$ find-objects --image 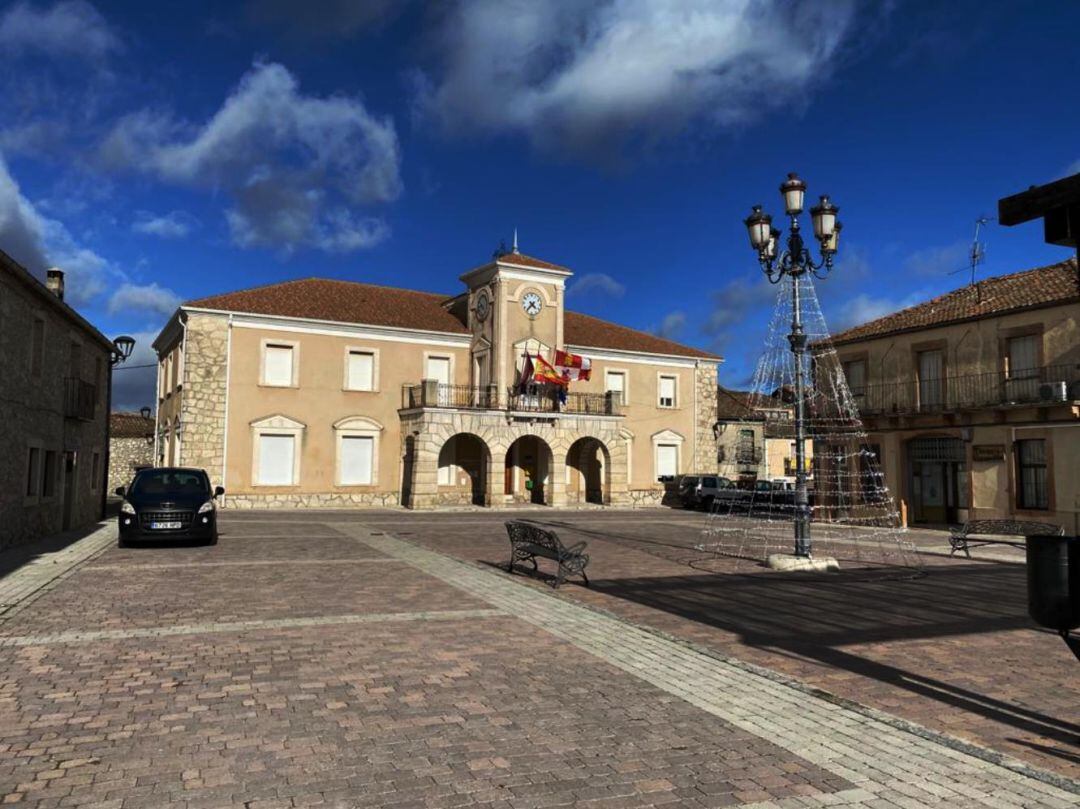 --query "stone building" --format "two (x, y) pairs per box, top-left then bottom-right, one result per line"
(0, 251), (112, 549)
(152, 248), (721, 508)
(830, 257), (1080, 529)
(714, 387), (809, 485)
(108, 412), (155, 492)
